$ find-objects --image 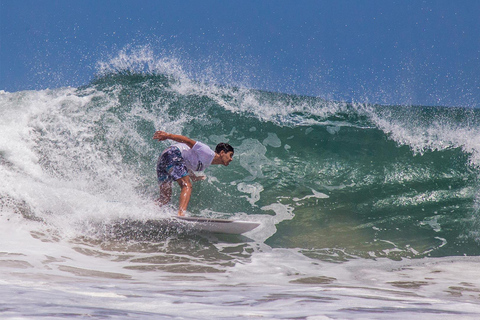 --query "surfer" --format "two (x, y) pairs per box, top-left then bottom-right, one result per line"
(153, 130), (234, 216)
